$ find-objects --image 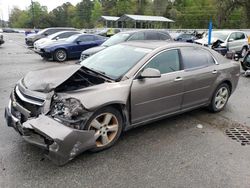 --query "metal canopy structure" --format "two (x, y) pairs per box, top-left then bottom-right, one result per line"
(117, 14), (174, 29)
(98, 16), (120, 28)
(99, 16), (120, 22)
(98, 14), (175, 29)
(117, 14), (174, 23)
